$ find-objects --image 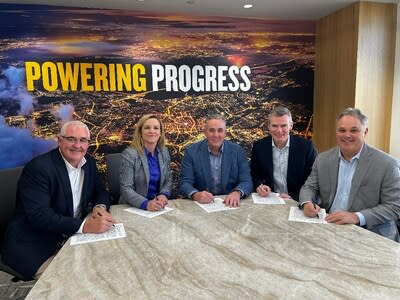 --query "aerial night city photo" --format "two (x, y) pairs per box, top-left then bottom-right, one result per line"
(0, 4), (315, 192)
